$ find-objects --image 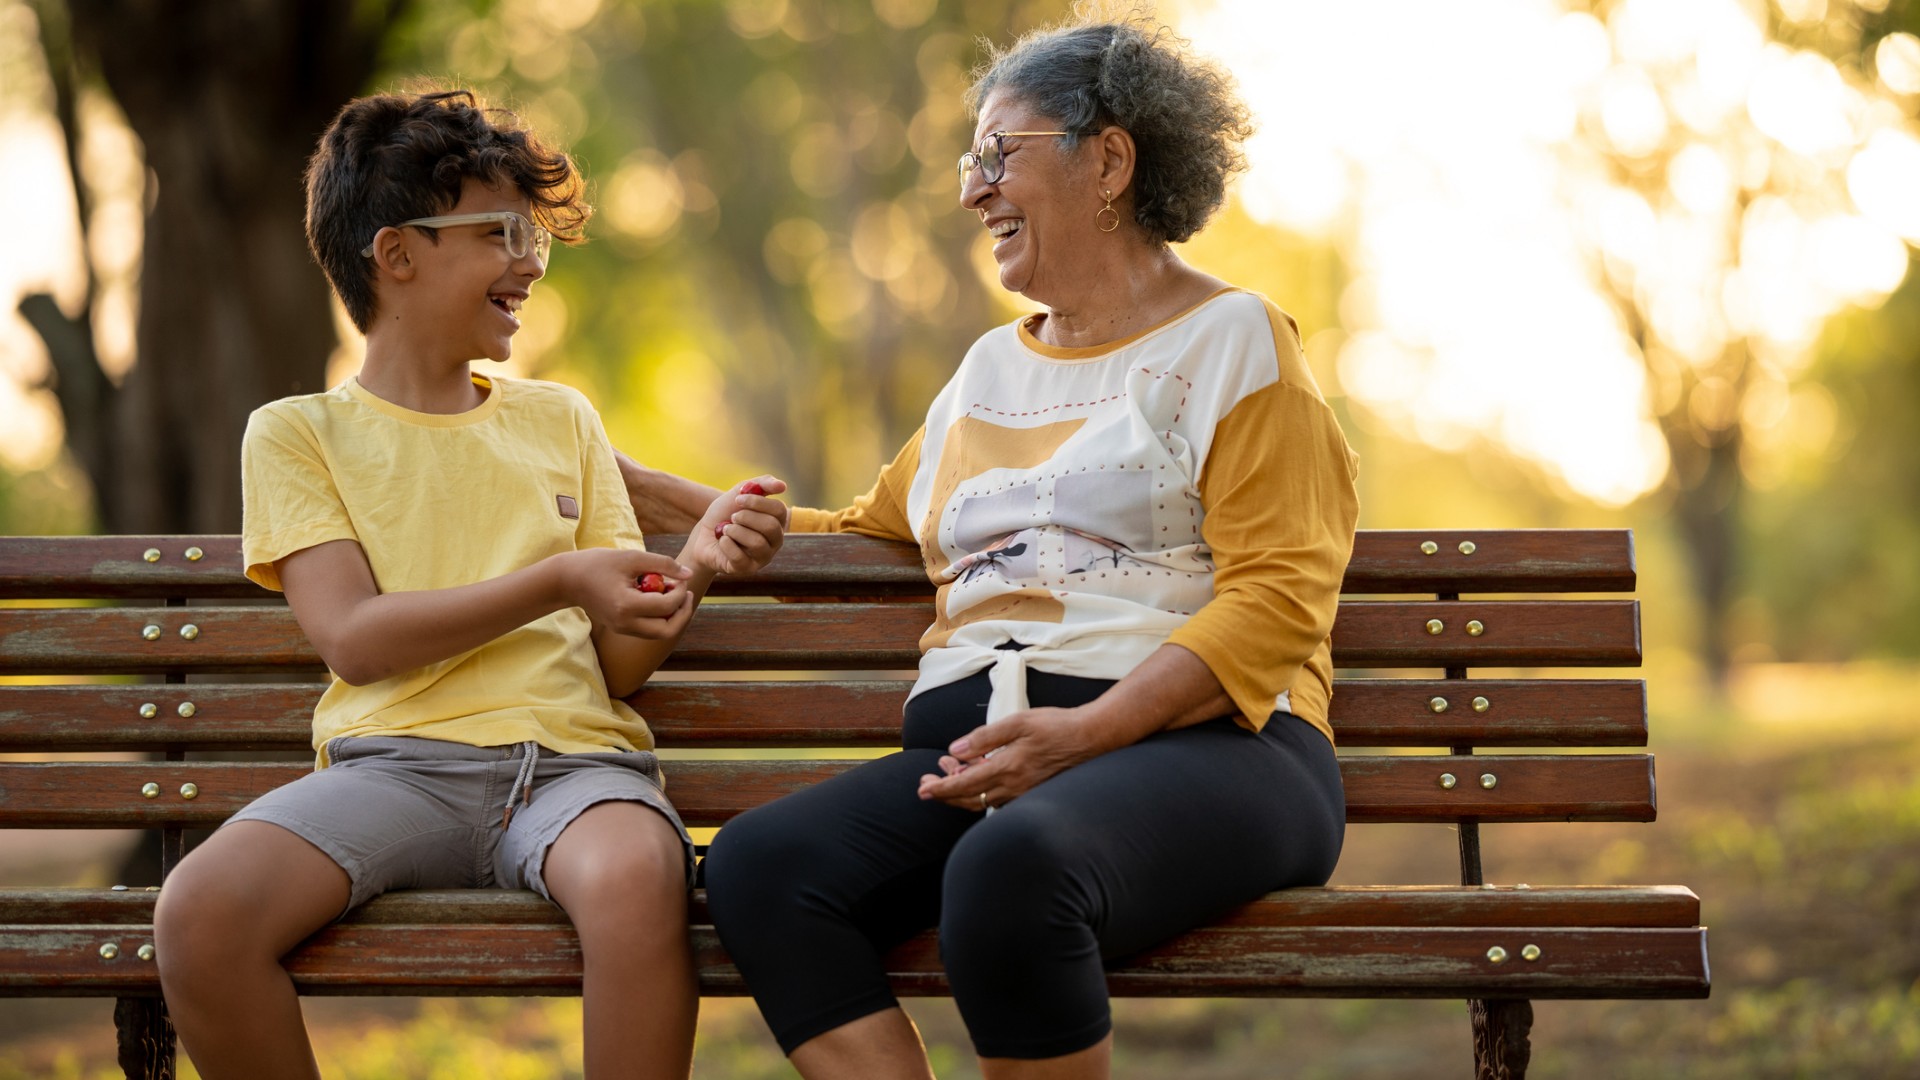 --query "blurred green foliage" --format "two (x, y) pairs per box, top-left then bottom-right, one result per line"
(198, 0), (1920, 665)
(371, 0), (1076, 505)
(2, 0), (1917, 665)
(1742, 265), (1920, 661)
(4, 4), (1920, 1076)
